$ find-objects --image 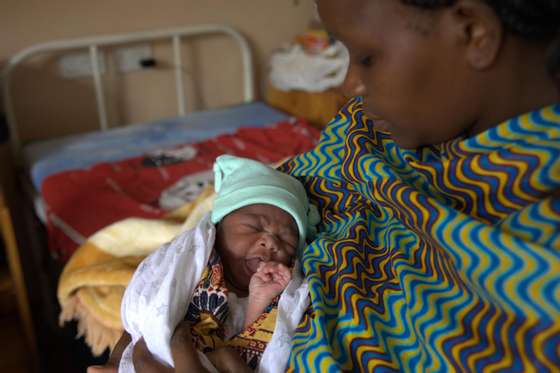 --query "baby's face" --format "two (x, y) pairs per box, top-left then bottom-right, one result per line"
(215, 204), (298, 294)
